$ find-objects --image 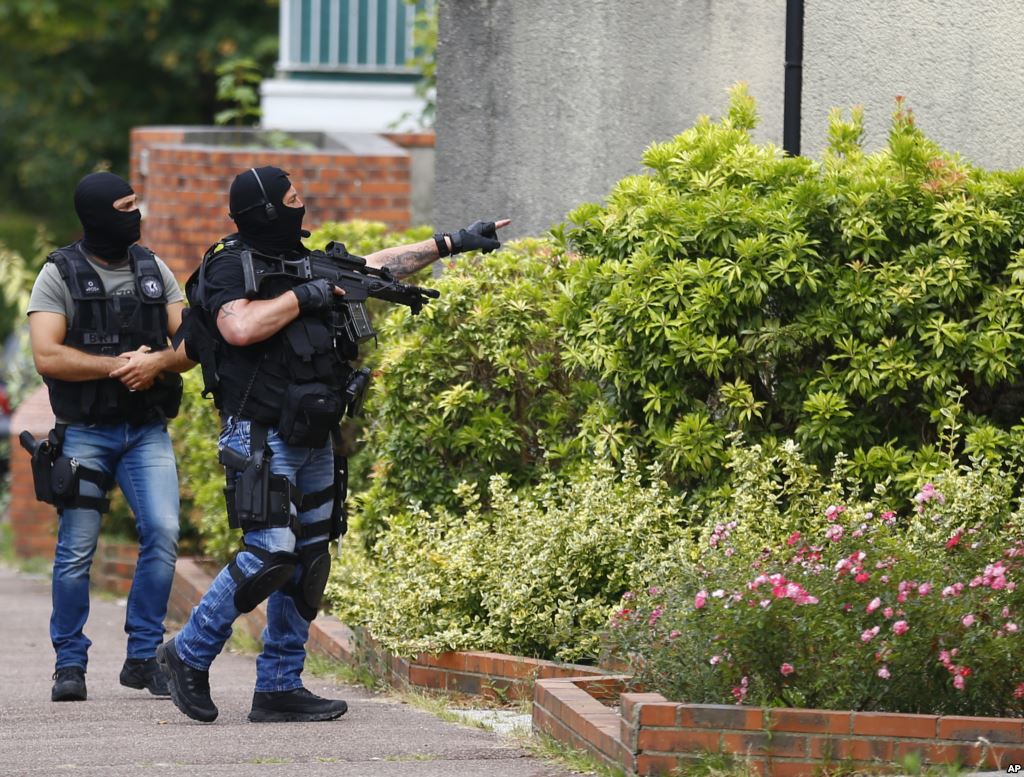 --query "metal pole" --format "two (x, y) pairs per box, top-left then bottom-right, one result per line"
(783, 0), (804, 156)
